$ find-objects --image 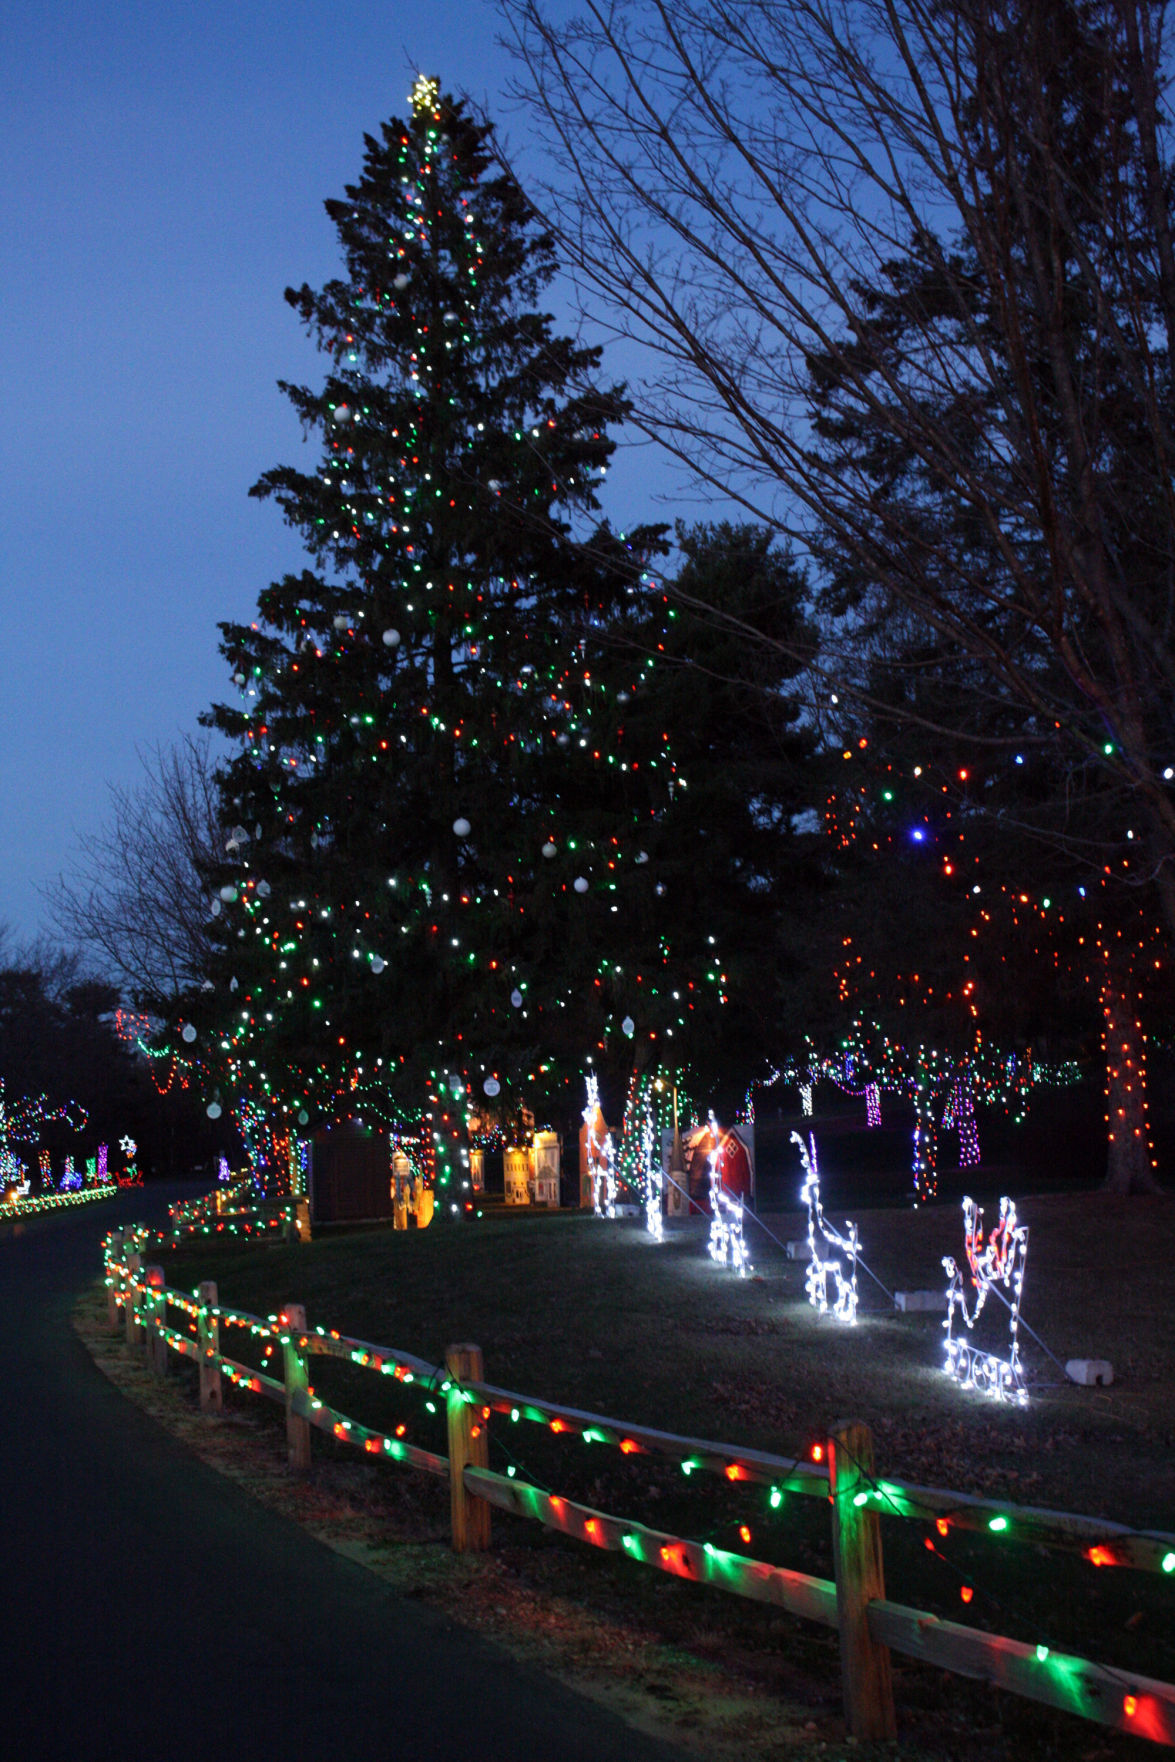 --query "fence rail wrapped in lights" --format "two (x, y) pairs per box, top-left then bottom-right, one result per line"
(101, 1215), (1175, 1746)
(2, 1183), (118, 1216)
(140, 1178), (309, 1245)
